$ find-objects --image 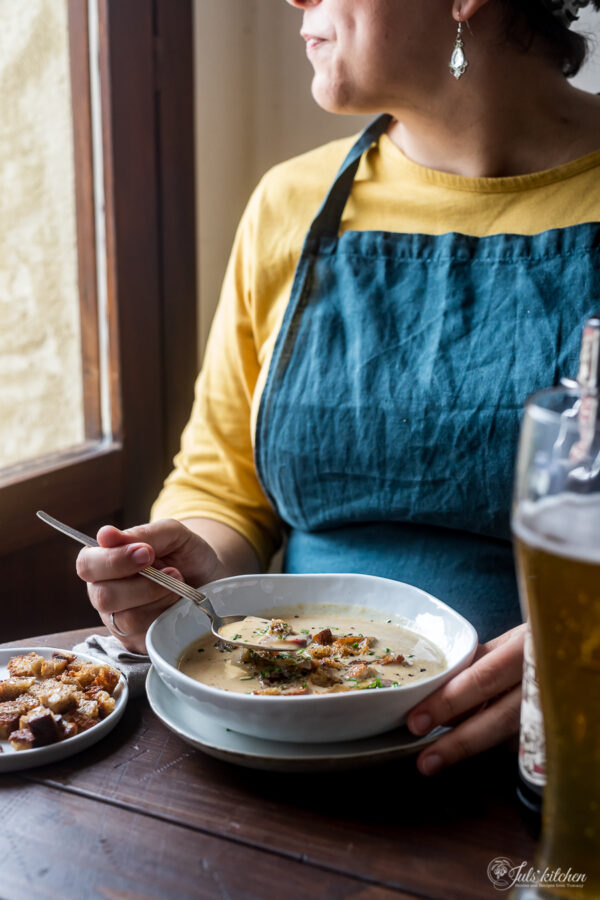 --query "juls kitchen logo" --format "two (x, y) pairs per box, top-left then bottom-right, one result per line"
(487, 857), (587, 891)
